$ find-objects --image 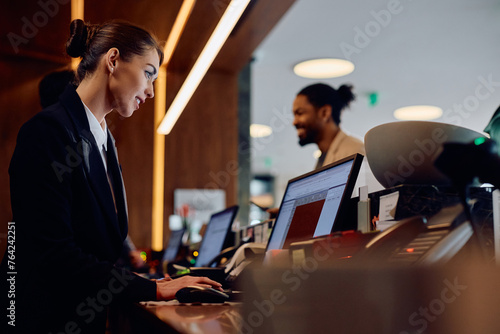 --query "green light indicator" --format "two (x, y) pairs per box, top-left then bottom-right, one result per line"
(368, 92), (378, 107)
(474, 137), (486, 146)
(190, 259), (196, 265)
